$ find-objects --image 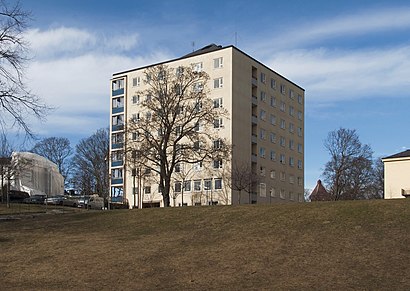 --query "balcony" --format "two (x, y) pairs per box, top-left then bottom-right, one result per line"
(112, 88), (124, 96)
(251, 115), (258, 125)
(251, 134), (257, 144)
(112, 142), (123, 149)
(252, 77), (258, 87)
(112, 124), (124, 132)
(111, 178), (123, 185)
(112, 106), (124, 114)
(251, 153), (257, 163)
(252, 95), (258, 106)
(111, 160), (123, 167)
